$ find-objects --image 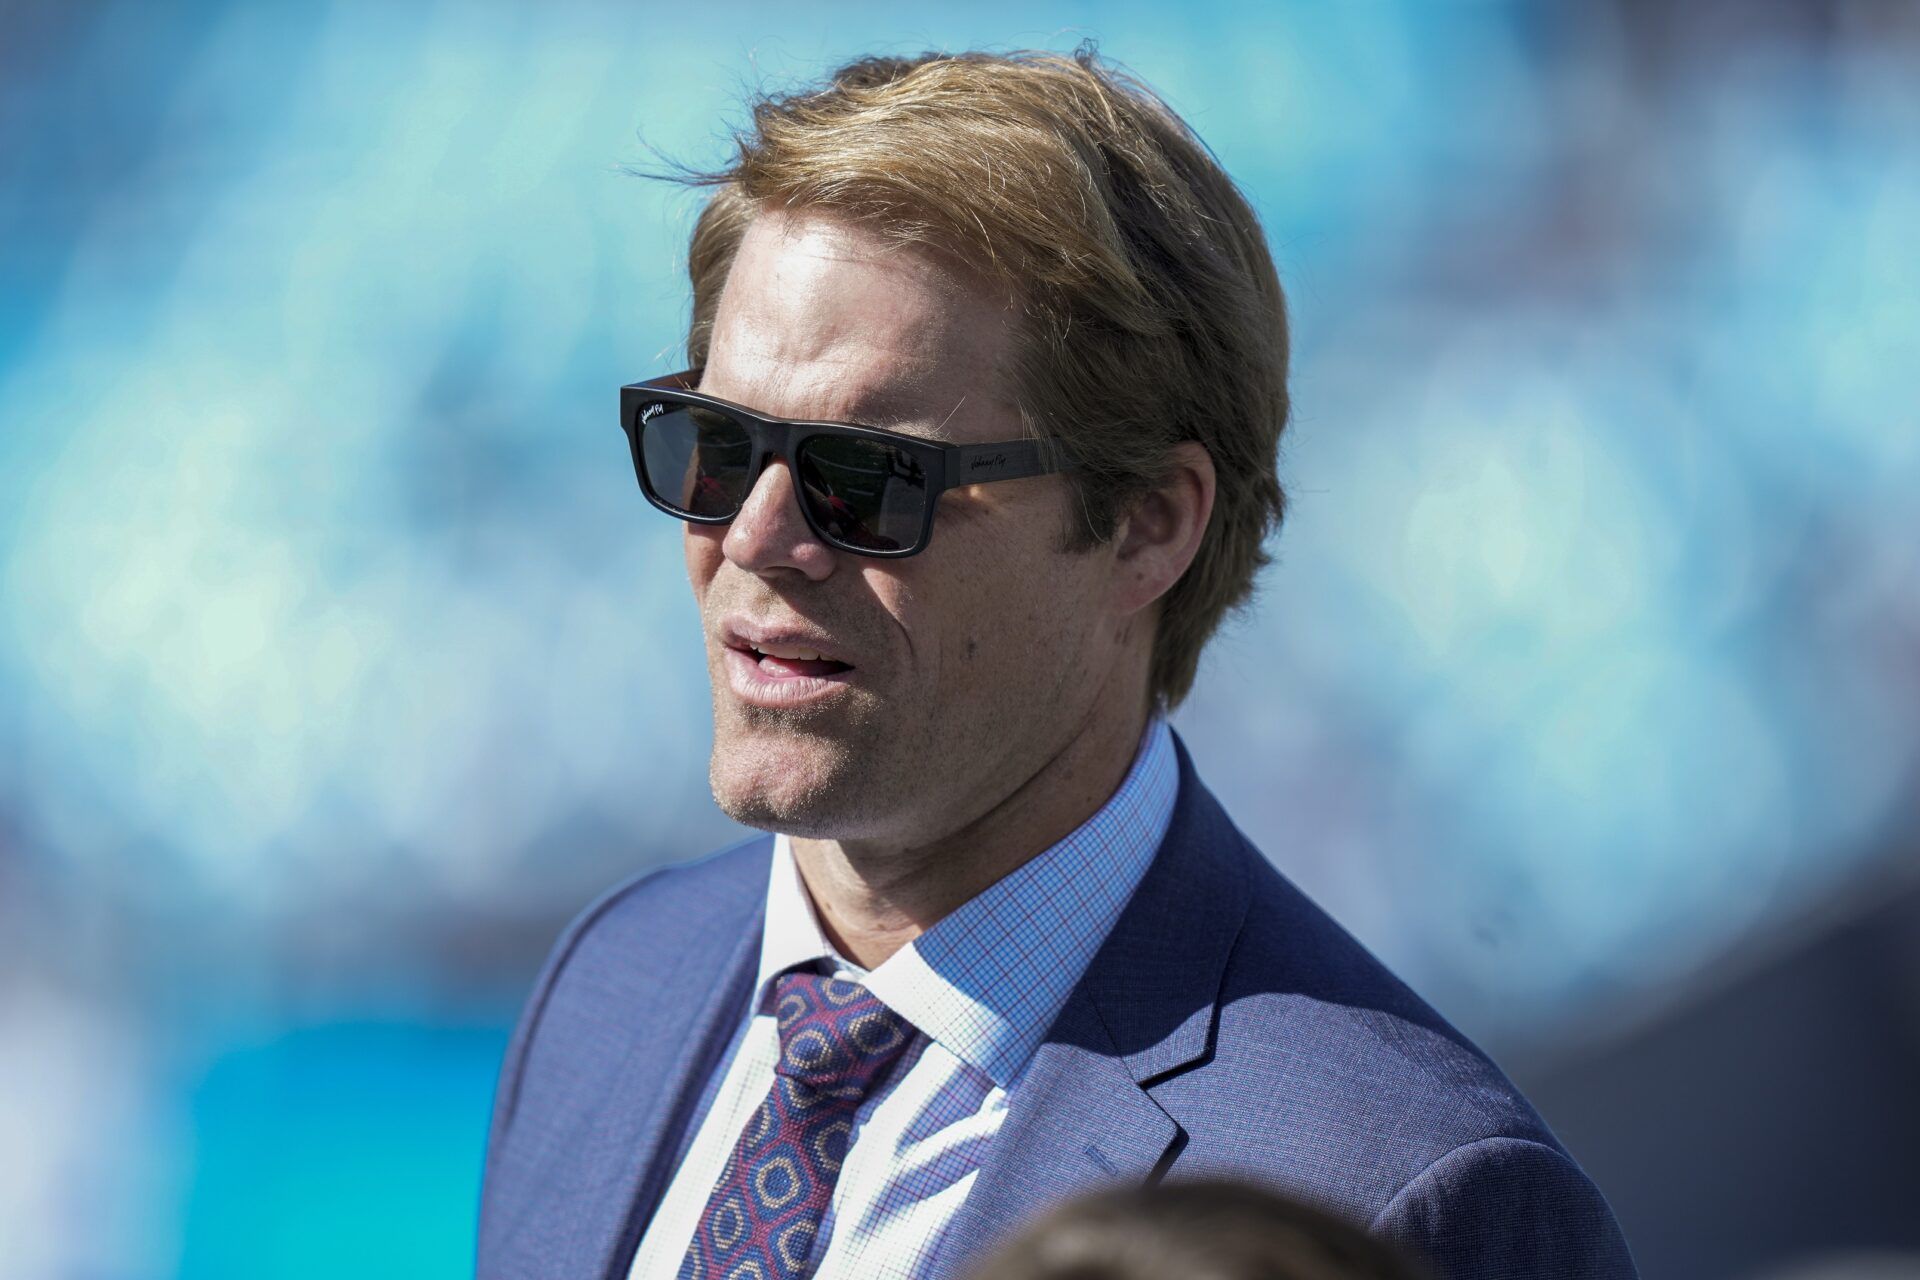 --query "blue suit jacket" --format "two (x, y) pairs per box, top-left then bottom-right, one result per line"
(478, 737), (1637, 1279)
